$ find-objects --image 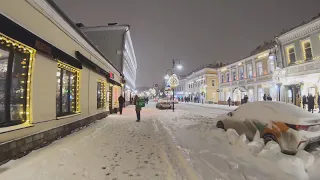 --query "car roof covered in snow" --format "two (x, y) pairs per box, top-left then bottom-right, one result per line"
(236, 101), (320, 125)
